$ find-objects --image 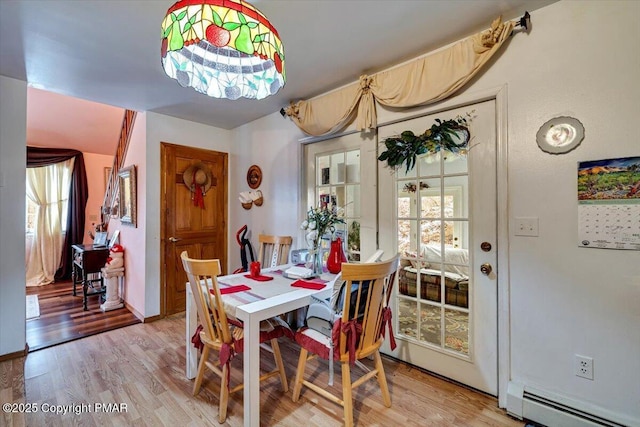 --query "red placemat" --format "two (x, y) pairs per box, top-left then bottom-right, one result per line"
(213, 285), (252, 295)
(243, 274), (274, 281)
(291, 280), (326, 290)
